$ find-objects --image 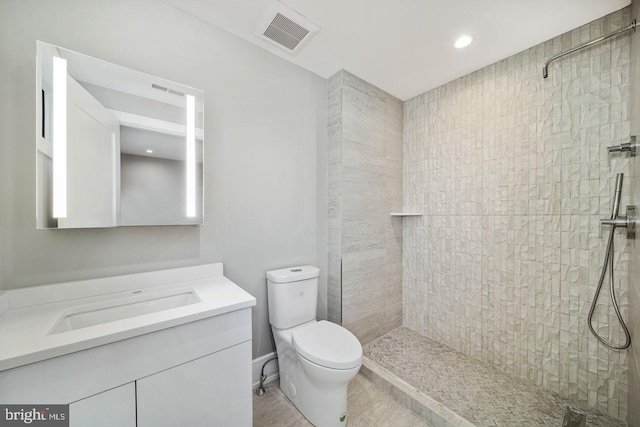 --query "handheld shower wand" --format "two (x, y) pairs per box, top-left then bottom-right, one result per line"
(611, 173), (623, 218)
(588, 173), (631, 350)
